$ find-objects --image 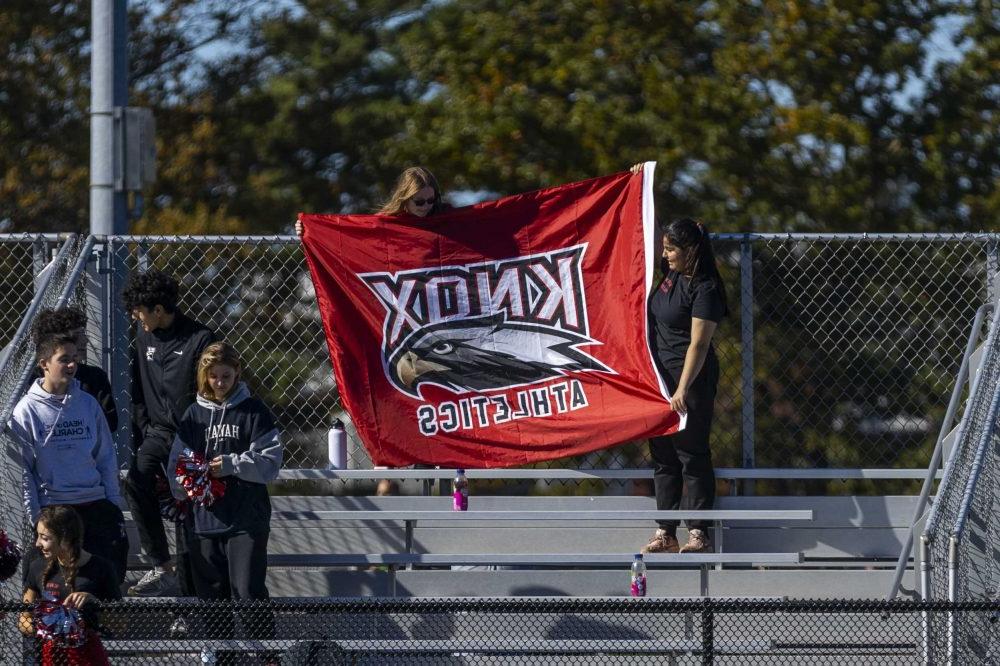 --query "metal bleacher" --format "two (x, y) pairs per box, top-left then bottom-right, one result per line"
(4, 234), (1000, 663)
